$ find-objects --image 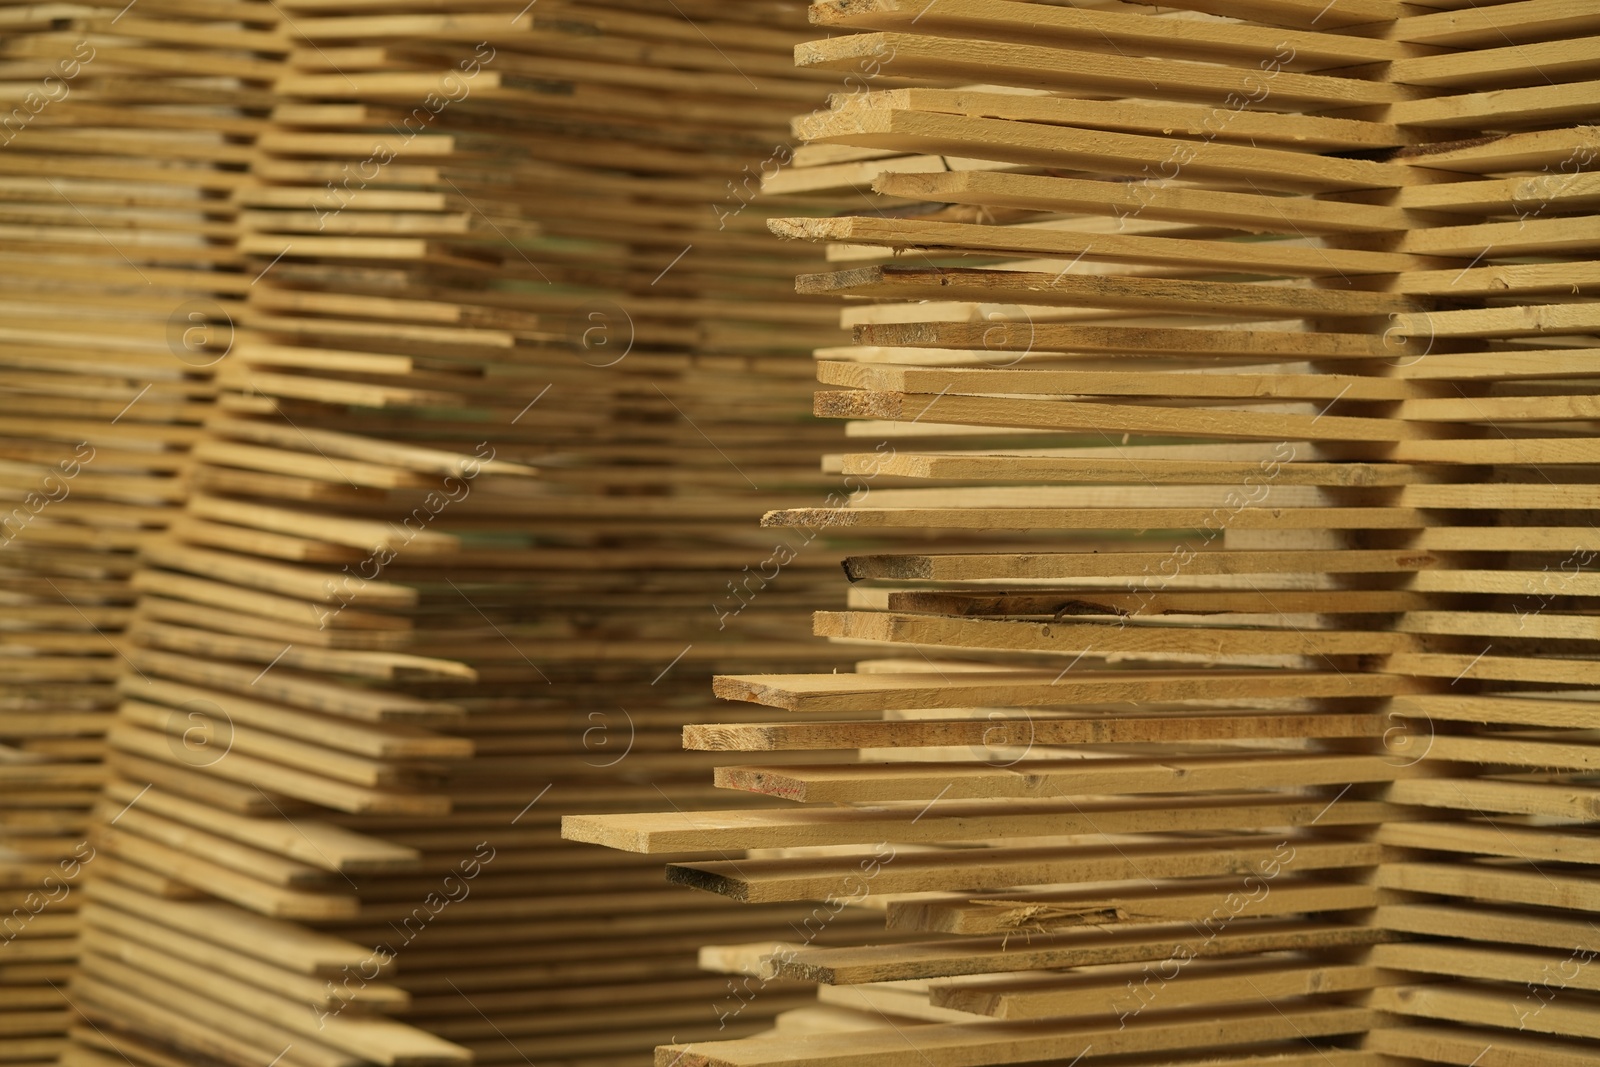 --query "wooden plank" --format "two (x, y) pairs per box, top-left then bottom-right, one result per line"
(895, 877), (1383, 936)
(1391, 1), (1600, 47)
(669, 836), (1381, 903)
(657, 1004), (1377, 1067)
(1371, 982), (1600, 1041)
(684, 710), (1386, 751)
(807, 3), (1406, 66)
(1378, 902), (1600, 952)
(816, 389), (1416, 440)
(1368, 1022), (1600, 1067)
(768, 918), (1391, 984)
(817, 361), (1429, 400)
(844, 315), (1433, 359)
(712, 669), (1414, 712)
(791, 109), (1411, 193)
(939, 958), (1391, 1020)
(714, 753), (1410, 803)
(813, 609), (1411, 657)
(773, 215), (1429, 277)
(564, 796), (1394, 853)
(794, 33), (1405, 107)
(1378, 861), (1600, 912)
